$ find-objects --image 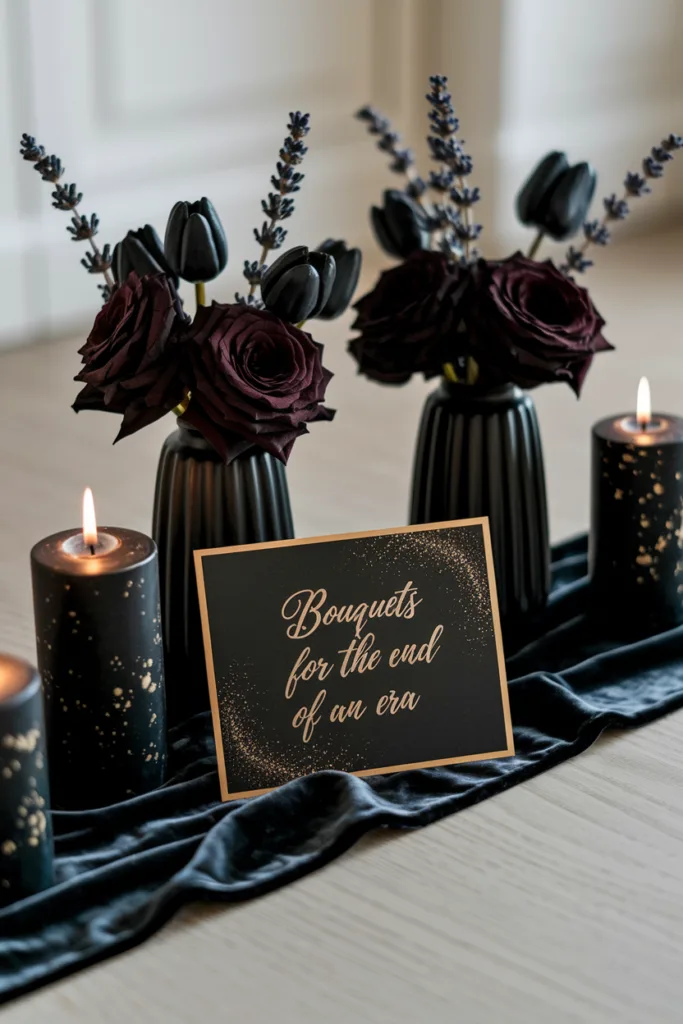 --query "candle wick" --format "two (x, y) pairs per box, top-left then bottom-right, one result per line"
(89, 544), (96, 556)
